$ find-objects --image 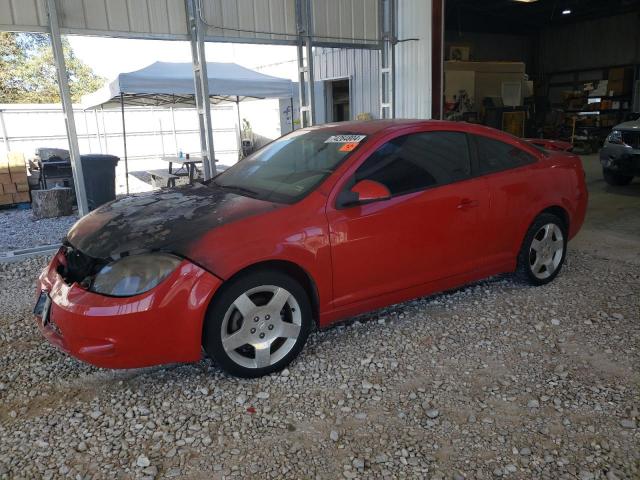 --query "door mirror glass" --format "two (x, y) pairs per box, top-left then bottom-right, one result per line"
(338, 179), (391, 207)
